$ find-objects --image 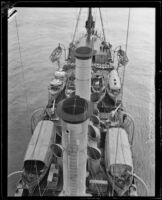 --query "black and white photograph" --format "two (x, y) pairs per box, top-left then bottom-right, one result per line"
(6, 6), (156, 197)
